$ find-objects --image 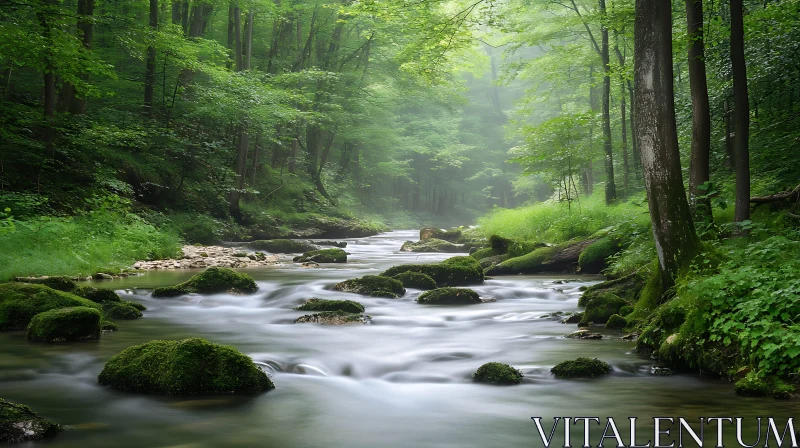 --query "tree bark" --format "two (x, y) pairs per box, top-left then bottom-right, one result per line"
(686, 0), (712, 221)
(245, 11), (254, 70)
(144, 0), (158, 117)
(38, 0), (57, 157)
(233, 7), (243, 72)
(730, 0), (750, 225)
(599, 0), (616, 204)
(620, 80), (629, 197)
(634, 0), (700, 289)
